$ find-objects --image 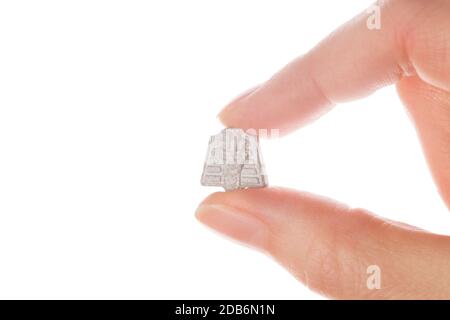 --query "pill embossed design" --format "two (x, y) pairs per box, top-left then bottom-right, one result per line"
(201, 128), (268, 191)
